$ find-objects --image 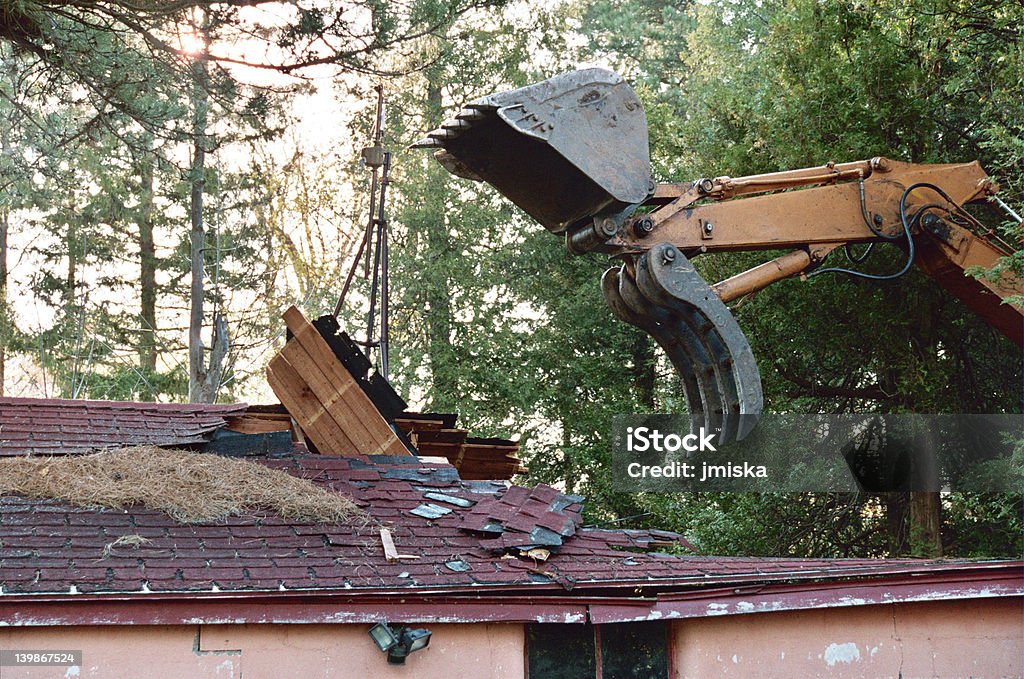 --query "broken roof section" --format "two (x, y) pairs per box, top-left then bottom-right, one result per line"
(0, 307), (526, 480)
(0, 451), (683, 595)
(263, 305), (526, 479)
(0, 398), (247, 456)
(1, 305), (1018, 627)
(1, 448), (1019, 629)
